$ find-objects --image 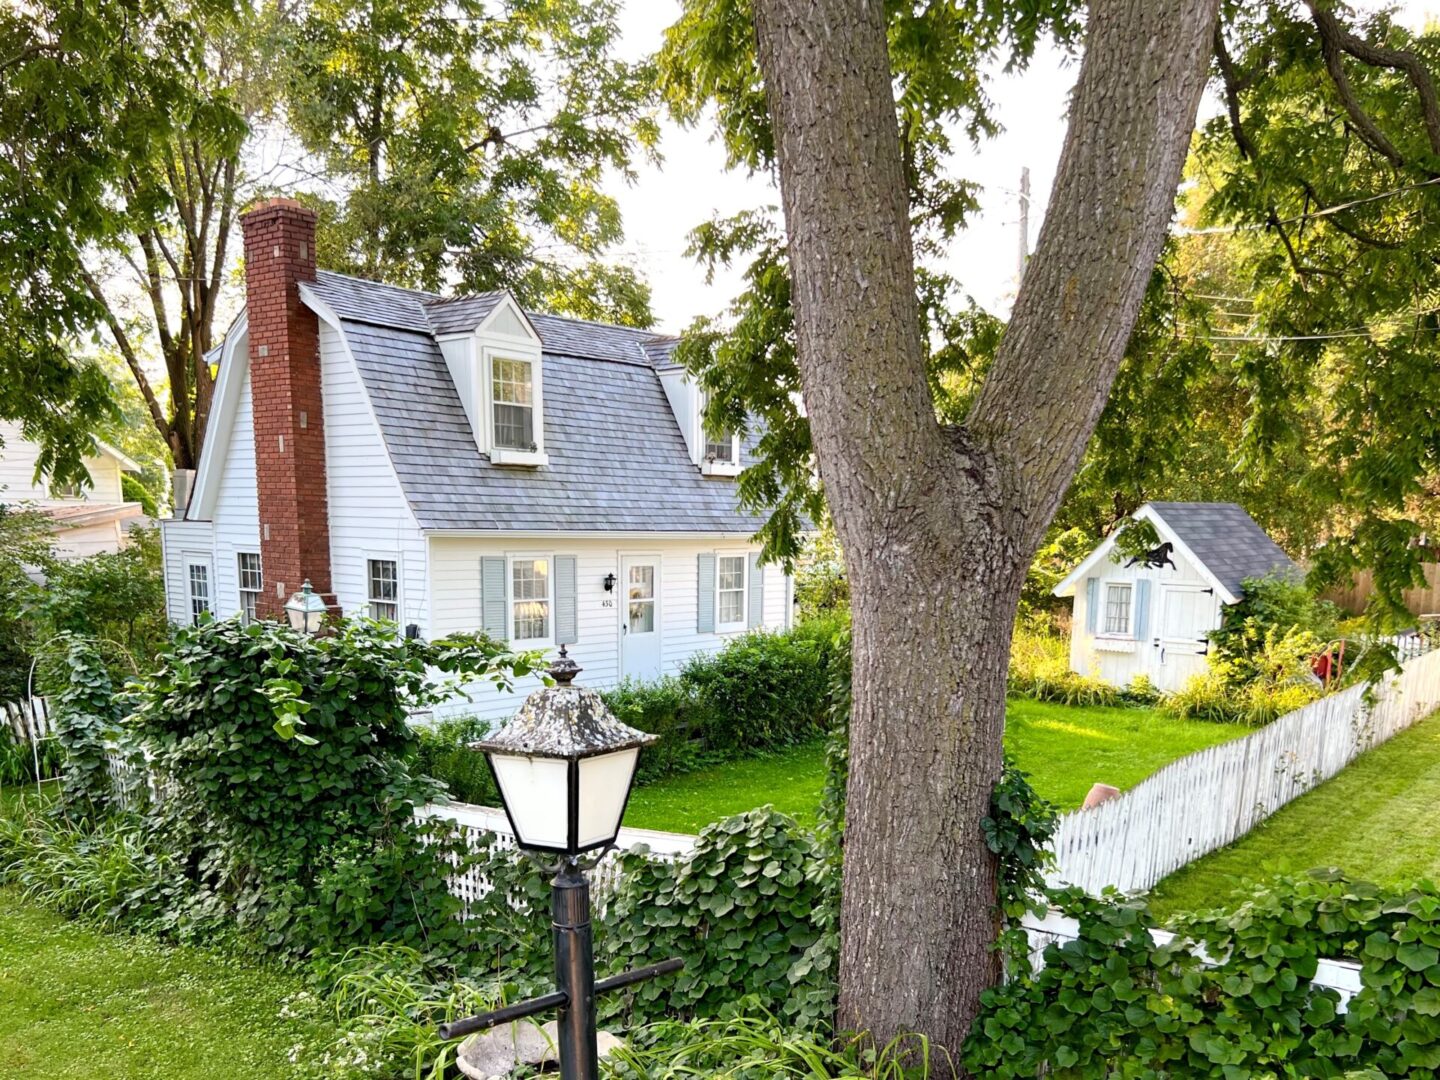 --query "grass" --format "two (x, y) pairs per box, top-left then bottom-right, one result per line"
(0, 889), (330, 1079)
(622, 697), (1245, 834)
(1148, 711), (1440, 920)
